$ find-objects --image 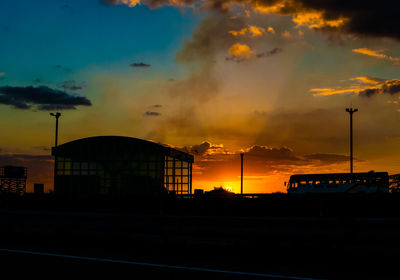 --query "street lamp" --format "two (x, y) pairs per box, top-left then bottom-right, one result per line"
(50, 112), (61, 194)
(50, 112), (61, 147)
(346, 107), (358, 173)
